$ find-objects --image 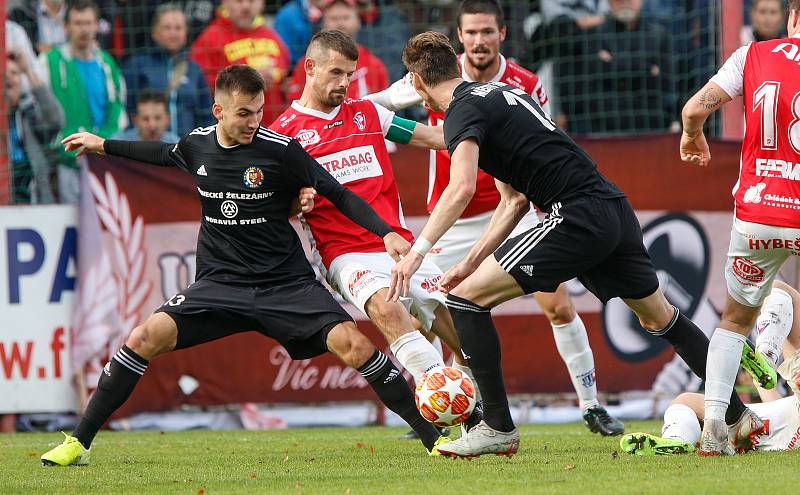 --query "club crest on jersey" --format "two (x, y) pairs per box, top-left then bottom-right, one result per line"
(243, 167), (264, 189)
(353, 112), (366, 131)
(296, 129), (320, 146)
